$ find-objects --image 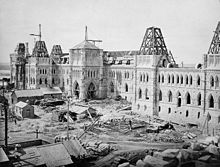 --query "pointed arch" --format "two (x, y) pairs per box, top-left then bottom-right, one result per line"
(208, 94), (214, 108)
(93, 71), (96, 78)
(210, 76), (214, 87)
(39, 78), (42, 84)
(185, 75), (188, 85)
(145, 88), (149, 100)
(125, 83), (128, 92)
(140, 74), (142, 82)
(197, 93), (201, 106)
(216, 76), (219, 88)
(161, 74), (164, 83)
(180, 75), (183, 84)
(197, 75), (201, 86)
(186, 92), (191, 104)
(168, 74), (170, 83)
(189, 75), (193, 85)
(168, 90), (172, 102)
(138, 88), (142, 99)
(176, 75), (179, 84)
(171, 74), (174, 83)
(87, 82), (96, 99)
(73, 81), (80, 99)
(186, 110), (189, 117)
(146, 73), (149, 82)
(88, 70), (90, 77)
(177, 91), (181, 107)
(159, 90), (162, 101)
(158, 74), (161, 83)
